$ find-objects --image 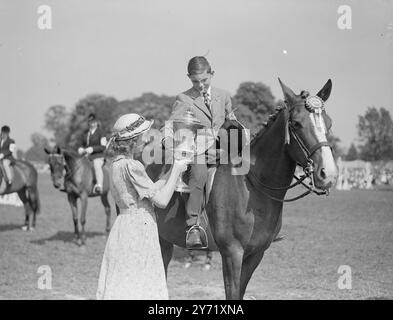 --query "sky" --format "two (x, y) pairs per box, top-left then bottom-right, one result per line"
(0, 0), (392, 151)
